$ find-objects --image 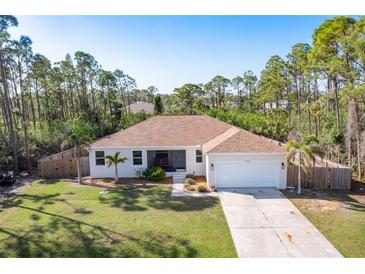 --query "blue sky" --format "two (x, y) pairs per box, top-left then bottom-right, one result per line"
(9, 16), (334, 93)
